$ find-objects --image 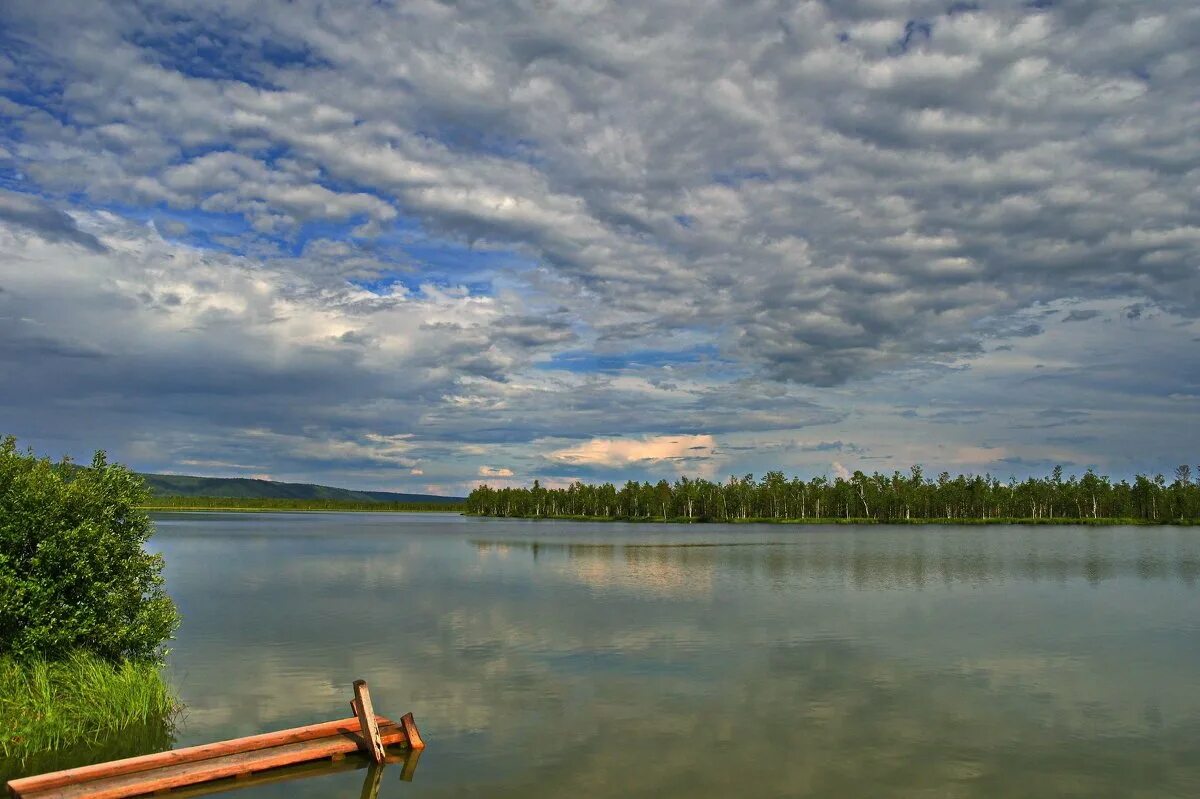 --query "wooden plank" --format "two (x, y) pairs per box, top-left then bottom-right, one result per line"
(150, 756), (367, 799)
(399, 712), (425, 751)
(20, 723), (408, 799)
(8, 717), (377, 796)
(153, 745), (413, 799)
(352, 681), (386, 764)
